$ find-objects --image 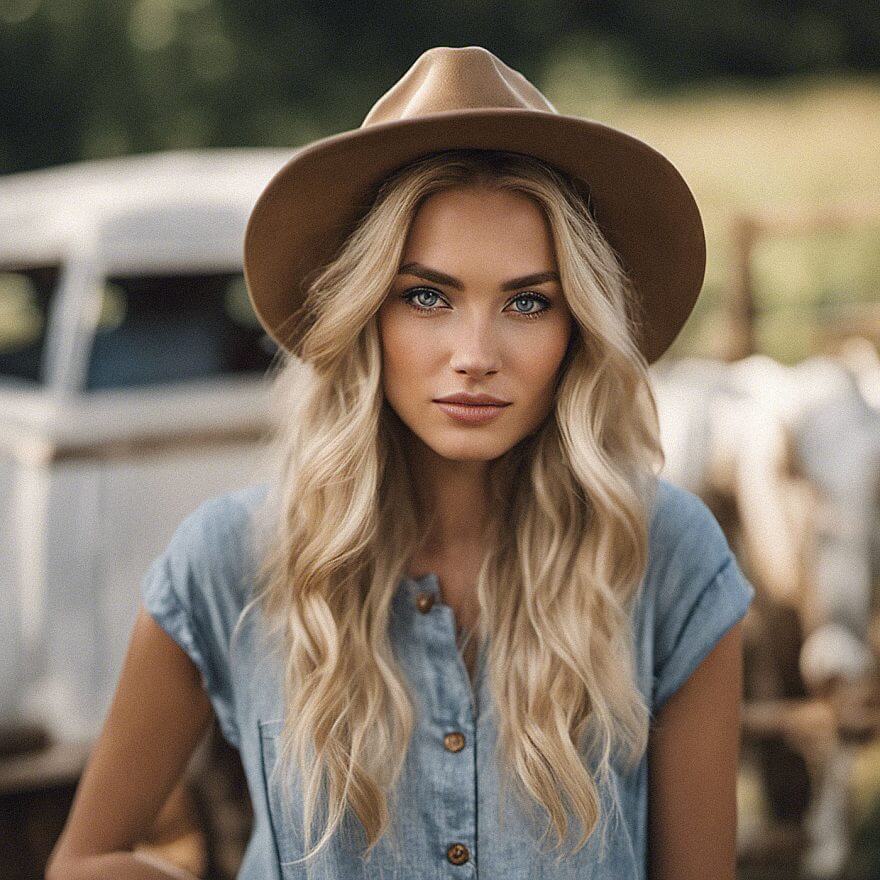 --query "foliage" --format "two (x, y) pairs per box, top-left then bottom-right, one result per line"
(1, 1), (880, 172)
